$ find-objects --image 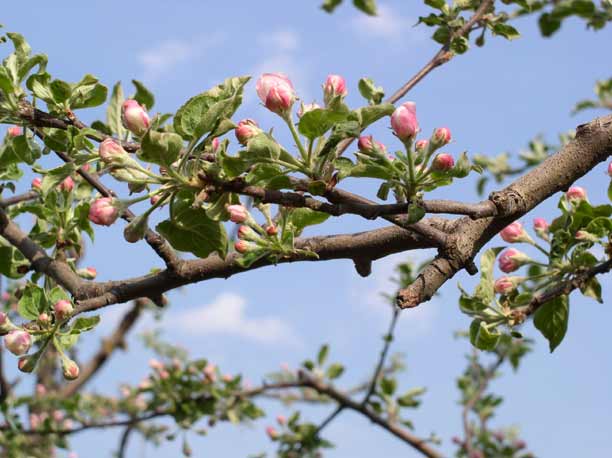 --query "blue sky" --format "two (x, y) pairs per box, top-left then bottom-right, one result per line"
(3, 1), (612, 457)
